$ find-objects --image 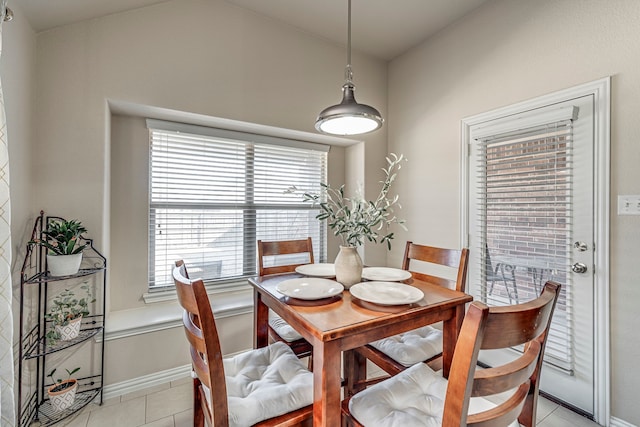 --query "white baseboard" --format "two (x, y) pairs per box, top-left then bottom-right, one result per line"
(102, 364), (192, 401)
(101, 349), (249, 401)
(610, 417), (638, 427)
